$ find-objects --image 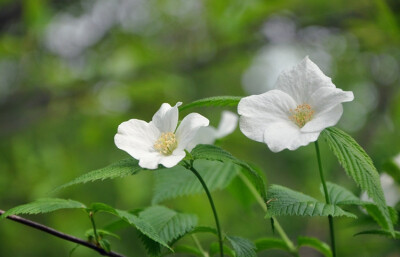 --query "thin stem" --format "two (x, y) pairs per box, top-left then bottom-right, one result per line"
(191, 234), (209, 257)
(314, 141), (336, 257)
(238, 172), (298, 255)
(89, 212), (100, 245)
(187, 161), (224, 257)
(0, 210), (125, 257)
